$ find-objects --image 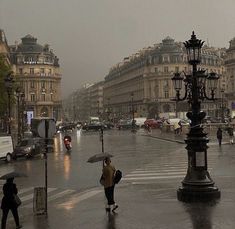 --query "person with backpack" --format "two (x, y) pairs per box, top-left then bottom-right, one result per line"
(102, 157), (118, 213)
